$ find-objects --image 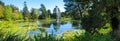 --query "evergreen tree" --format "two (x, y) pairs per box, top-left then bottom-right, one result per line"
(39, 4), (48, 19)
(47, 9), (51, 19)
(22, 1), (31, 20)
(0, 0), (4, 6)
(64, 0), (82, 20)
